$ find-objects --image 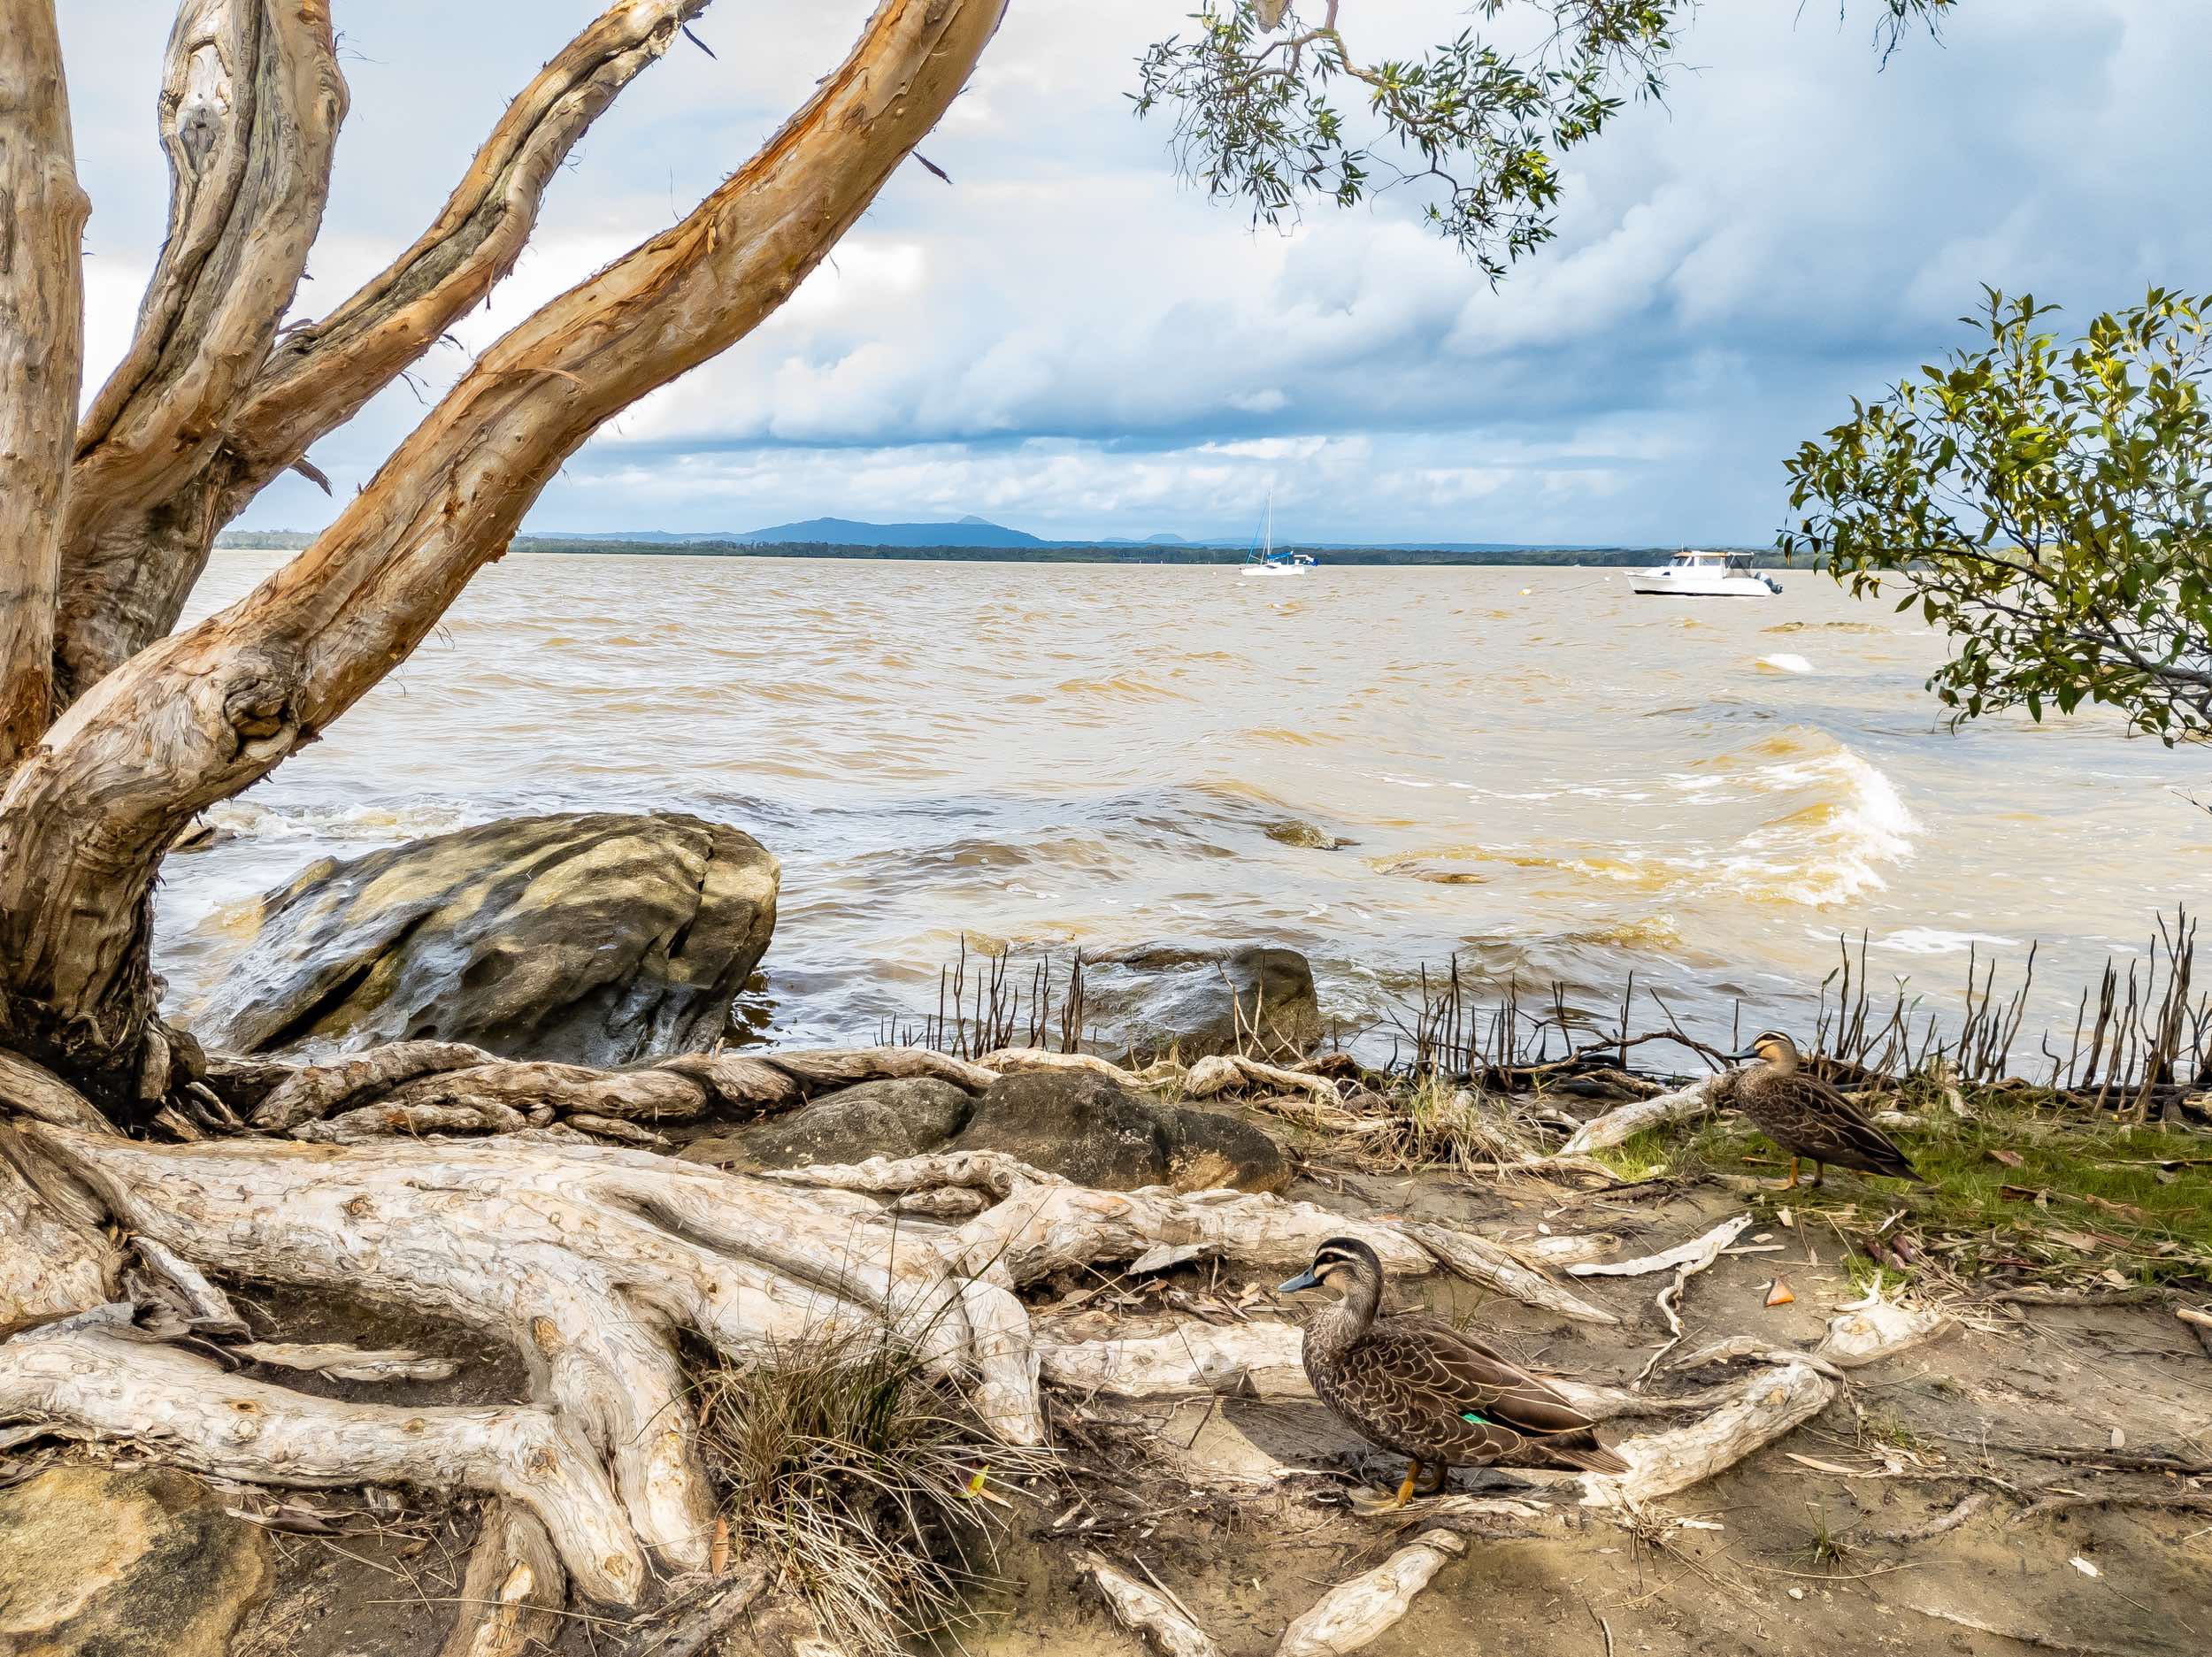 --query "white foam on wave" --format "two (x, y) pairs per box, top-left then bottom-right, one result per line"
(204, 800), (480, 842)
(1716, 742), (1920, 907)
(1756, 653), (1815, 674)
(1875, 926), (2023, 956)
